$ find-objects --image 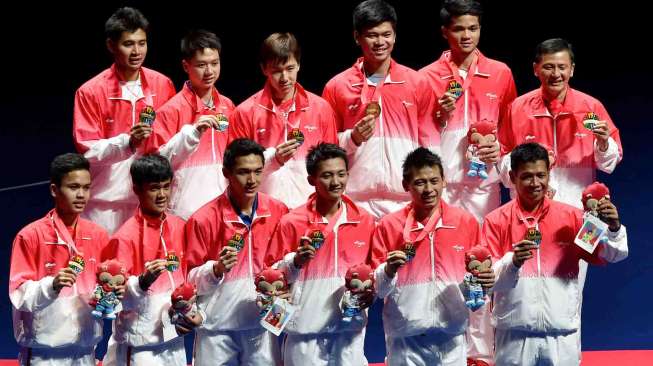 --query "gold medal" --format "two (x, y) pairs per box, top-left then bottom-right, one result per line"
(403, 242), (416, 261)
(365, 101), (381, 117)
